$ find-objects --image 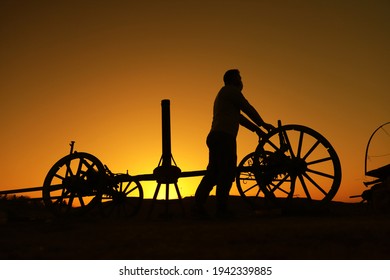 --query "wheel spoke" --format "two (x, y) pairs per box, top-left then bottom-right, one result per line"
(290, 175), (297, 198)
(303, 172), (328, 196)
(269, 174), (291, 195)
(78, 194), (86, 207)
(254, 186), (262, 197)
(80, 159), (97, 179)
(239, 174), (256, 182)
(307, 157), (332, 165)
(303, 140), (320, 160)
(53, 189), (68, 205)
(281, 129), (295, 158)
(124, 184), (139, 196)
(74, 159), (81, 176)
(54, 173), (65, 180)
(264, 137), (280, 152)
(269, 182), (290, 195)
(306, 168), (334, 179)
(120, 182), (129, 193)
(61, 188), (70, 199)
(243, 182), (260, 194)
(297, 131), (304, 158)
(67, 193), (75, 210)
(298, 174), (312, 199)
(65, 162), (74, 177)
